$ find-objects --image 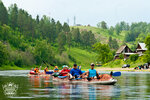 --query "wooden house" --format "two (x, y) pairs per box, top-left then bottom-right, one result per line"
(114, 43), (148, 60)
(136, 43), (147, 56)
(114, 45), (134, 59)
